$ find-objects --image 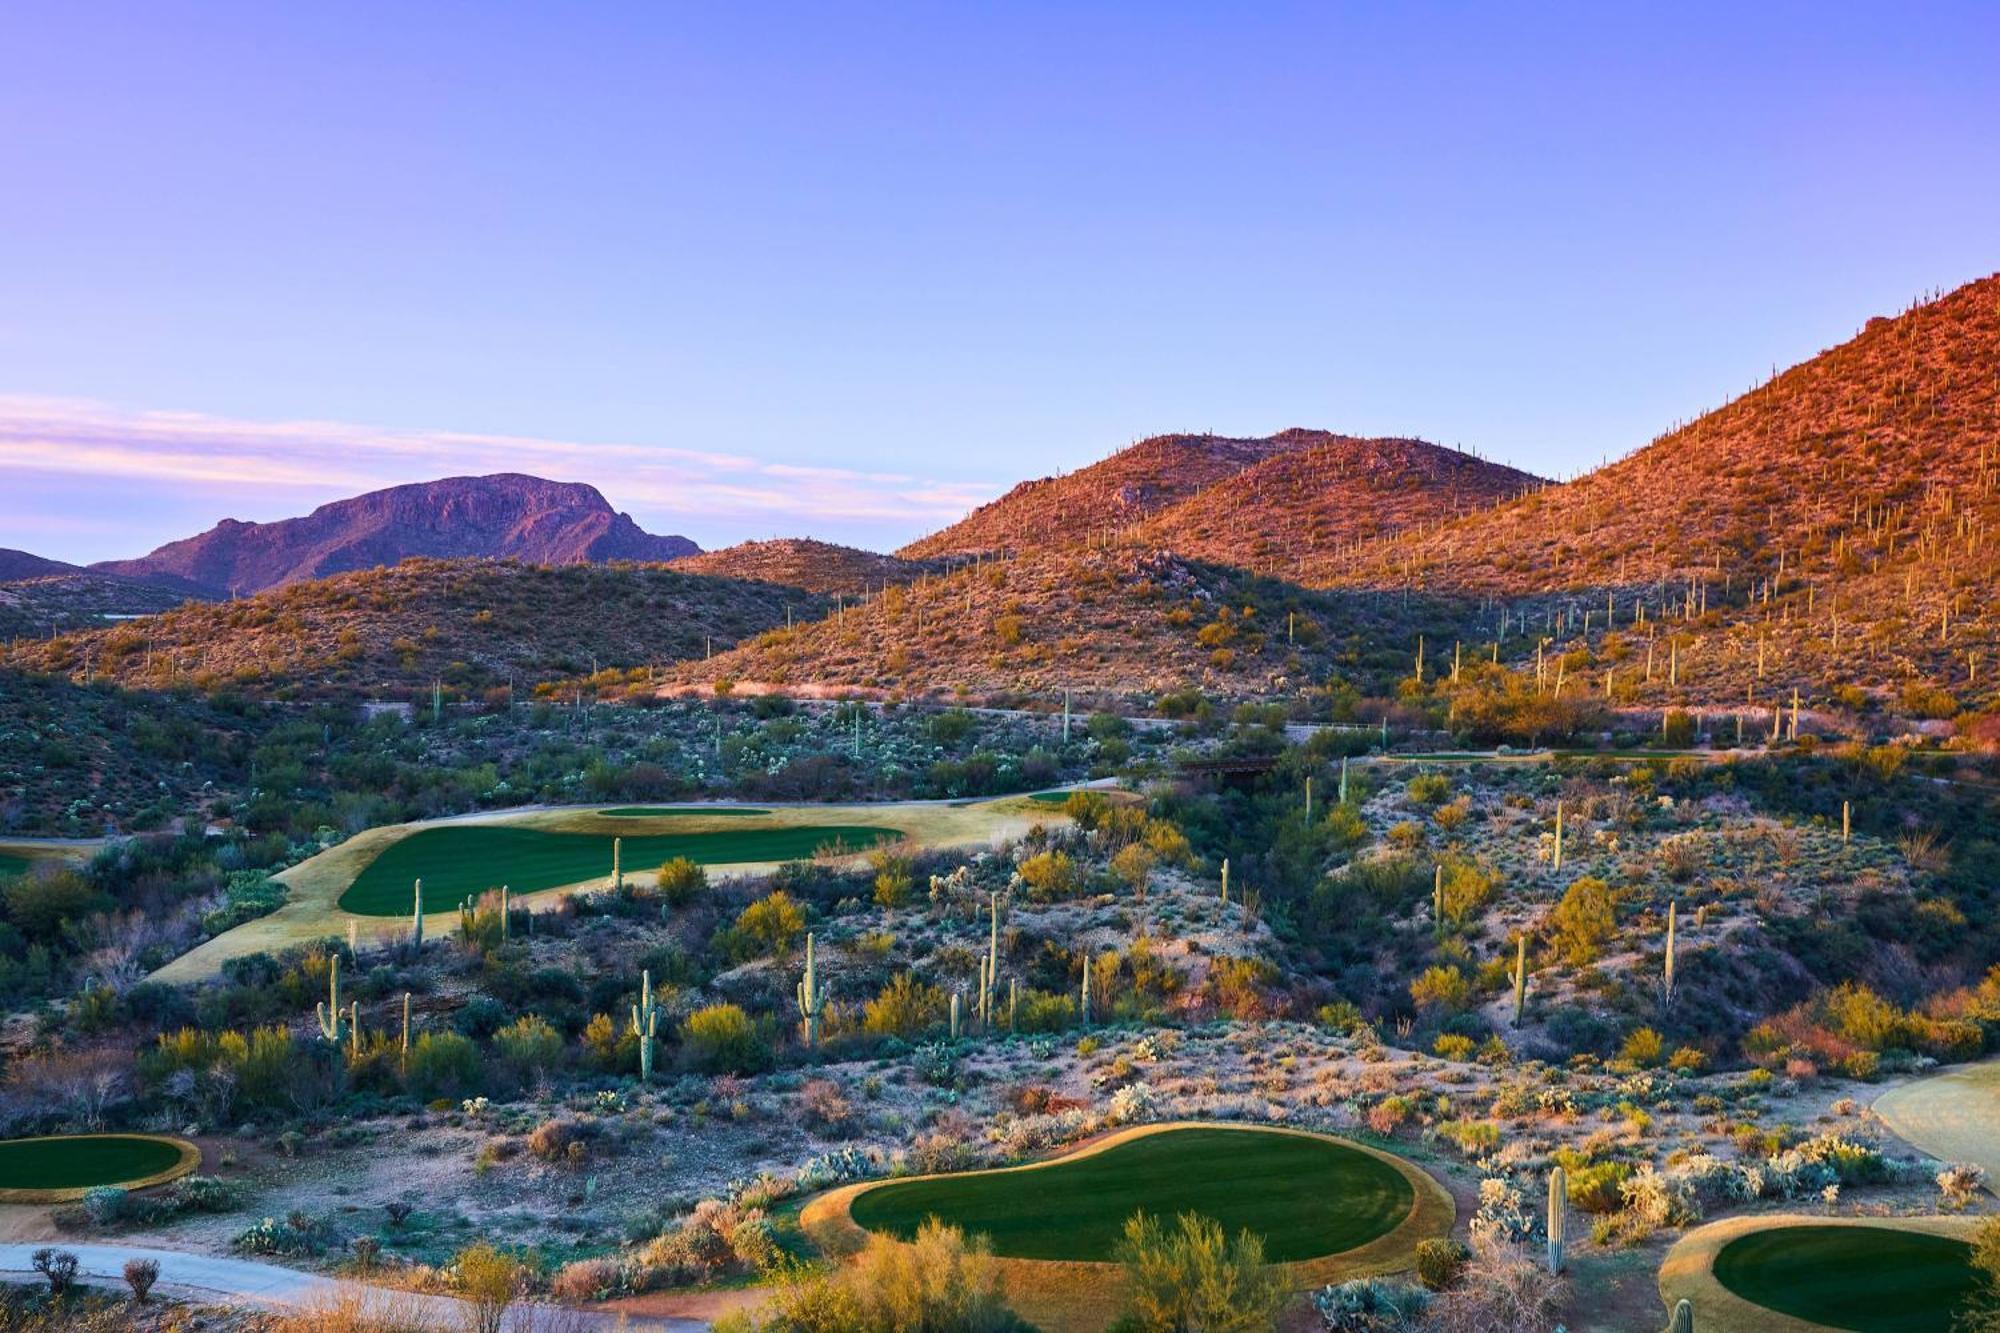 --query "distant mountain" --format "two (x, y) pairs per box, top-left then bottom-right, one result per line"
(93, 474), (700, 597)
(672, 538), (932, 598)
(0, 549), (79, 580)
